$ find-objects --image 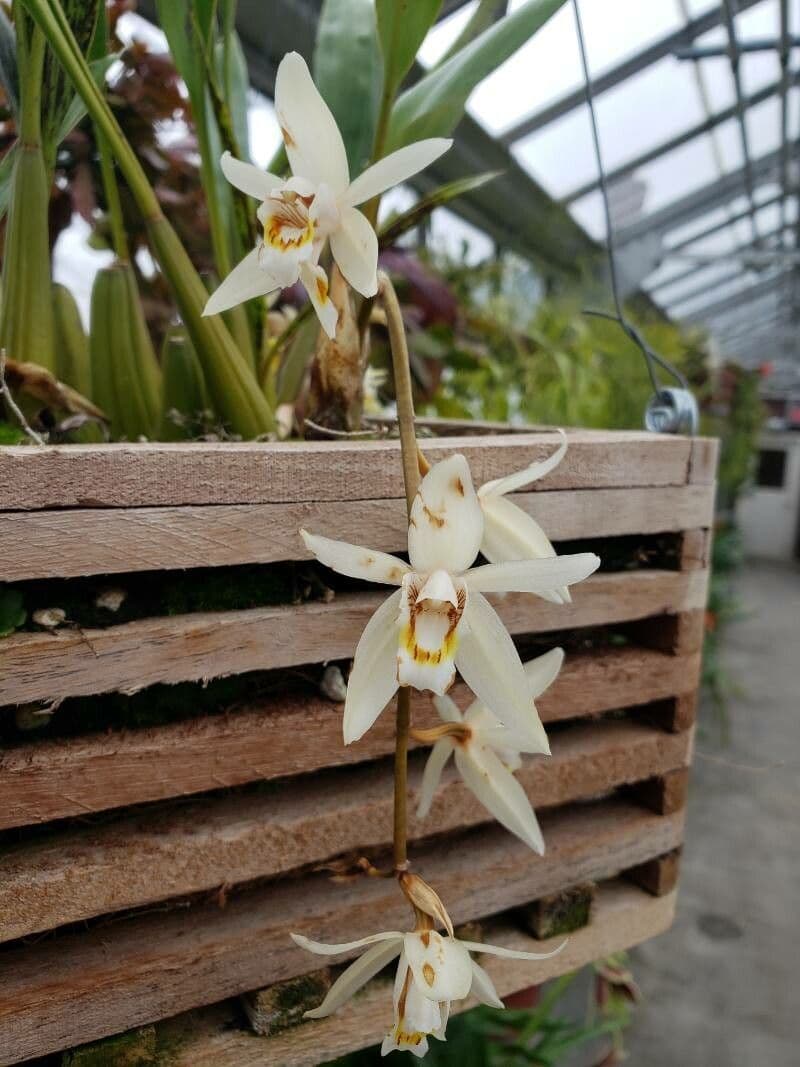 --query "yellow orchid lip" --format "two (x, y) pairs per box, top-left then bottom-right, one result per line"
(262, 195), (315, 251)
(397, 571), (467, 695)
